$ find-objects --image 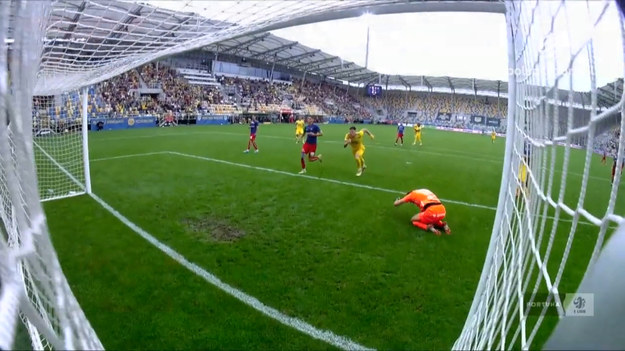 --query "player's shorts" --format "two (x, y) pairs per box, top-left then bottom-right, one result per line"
(302, 143), (317, 154)
(397, 133), (404, 138)
(250, 133), (256, 141)
(351, 146), (365, 156)
(296, 128), (303, 136)
(418, 204), (446, 224)
(519, 164), (528, 185)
